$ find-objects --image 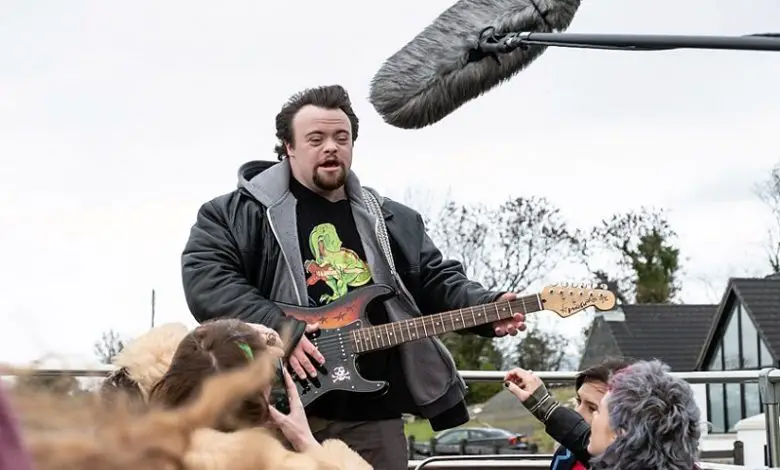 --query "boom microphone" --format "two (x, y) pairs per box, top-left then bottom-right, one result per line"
(368, 0), (581, 130)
